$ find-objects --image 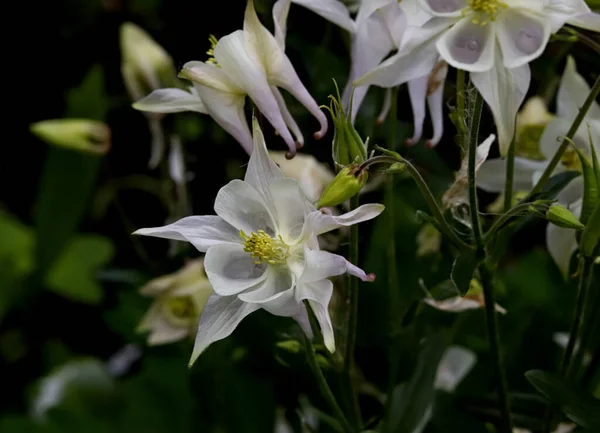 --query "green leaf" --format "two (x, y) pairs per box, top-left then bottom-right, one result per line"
(65, 64), (108, 121)
(388, 332), (449, 432)
(525, 370), (600, 429)
(0, 212), (34, 275)
(46, 235), (114, 304)
(451, 250), (480, 296)
(572, 146), (598, 226)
